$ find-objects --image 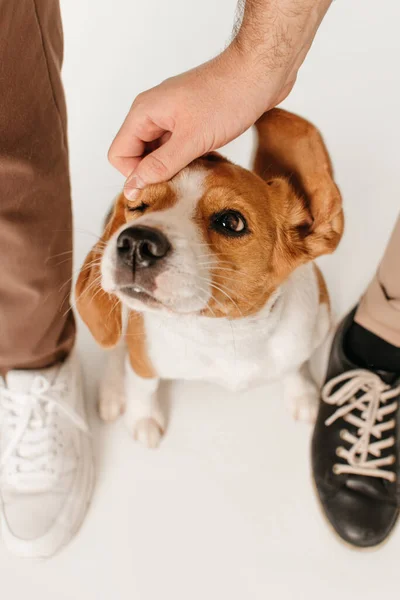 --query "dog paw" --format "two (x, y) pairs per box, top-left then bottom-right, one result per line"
(289, 390), (319, 423)
(284, 376), (319, 424)
(98, 389), (125, 423)
(133, 418), (164, 449)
